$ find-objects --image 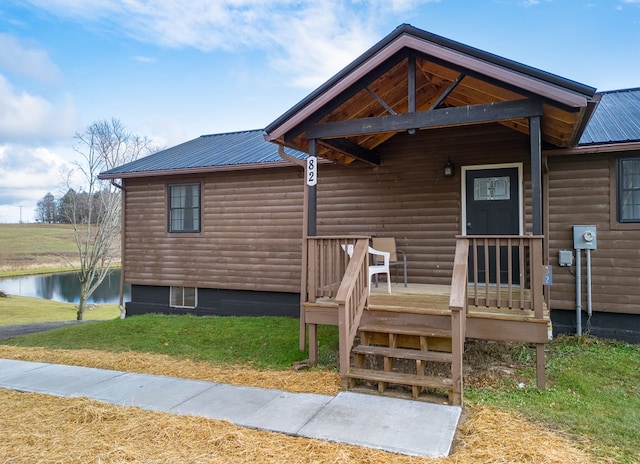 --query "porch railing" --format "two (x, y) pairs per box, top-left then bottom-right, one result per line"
(305, 236), (370, 302)
(304, 236), (370, 384)
(465, 235), (545, 318)
(334, 239), (370, 385)
(449, 237), (469, 406)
